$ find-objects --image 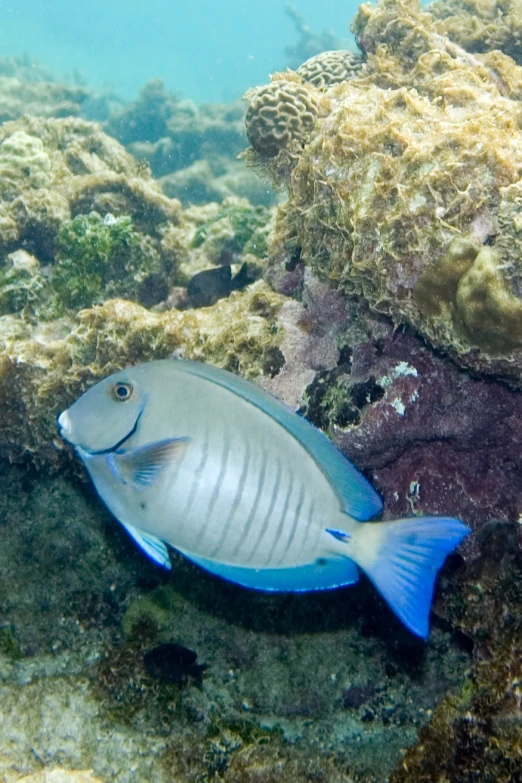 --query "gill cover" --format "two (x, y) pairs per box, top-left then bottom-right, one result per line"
(58, 368), (147, 453)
